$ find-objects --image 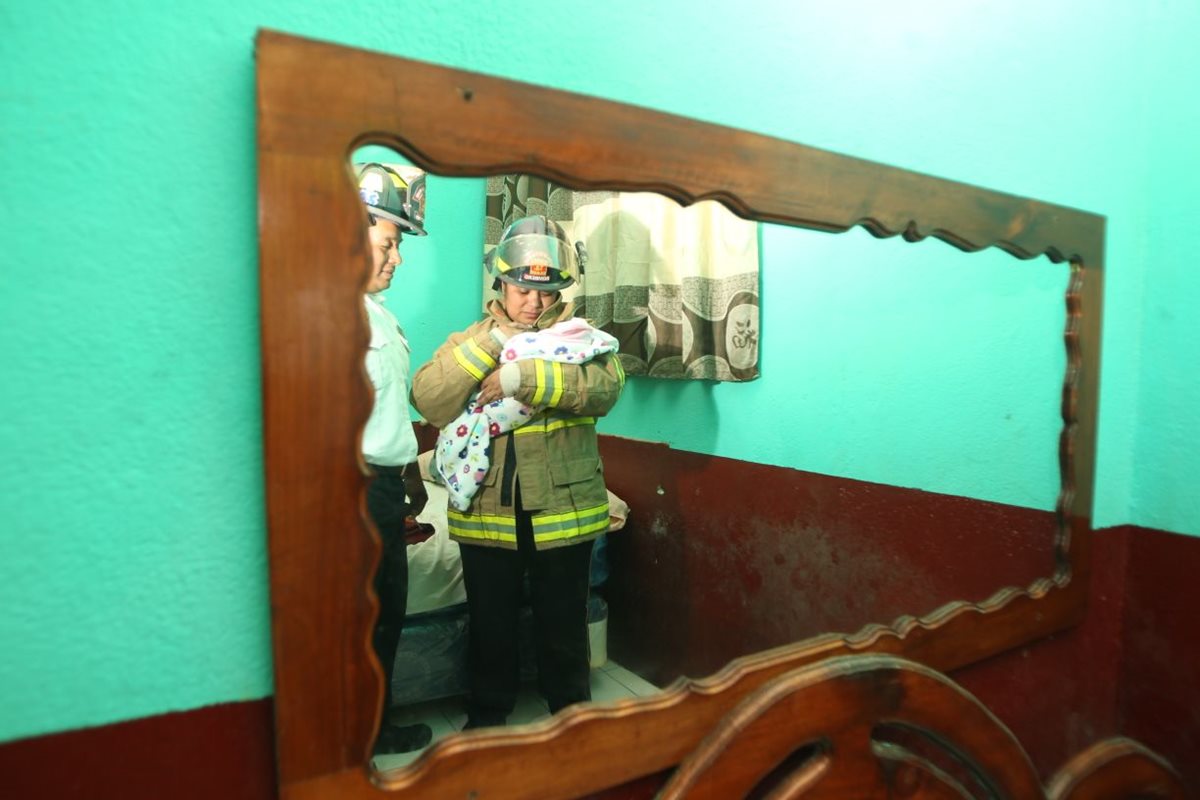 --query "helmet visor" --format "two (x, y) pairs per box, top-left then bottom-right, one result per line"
(490, 233), (578, 286)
